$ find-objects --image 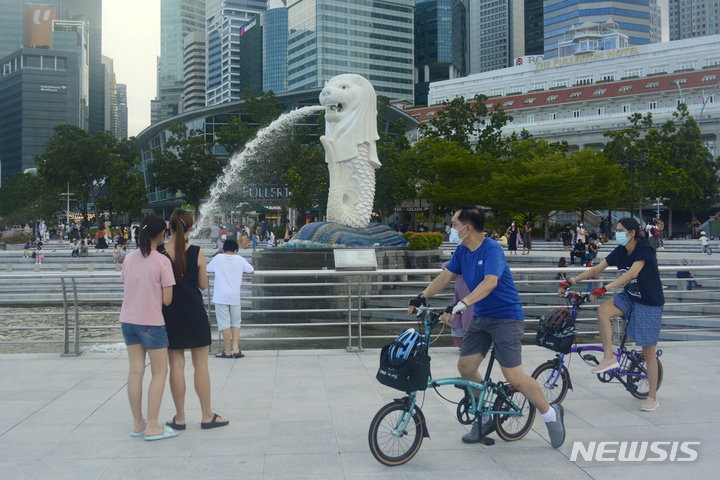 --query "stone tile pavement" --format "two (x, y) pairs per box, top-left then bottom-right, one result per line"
(1, 341), (718, 479)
